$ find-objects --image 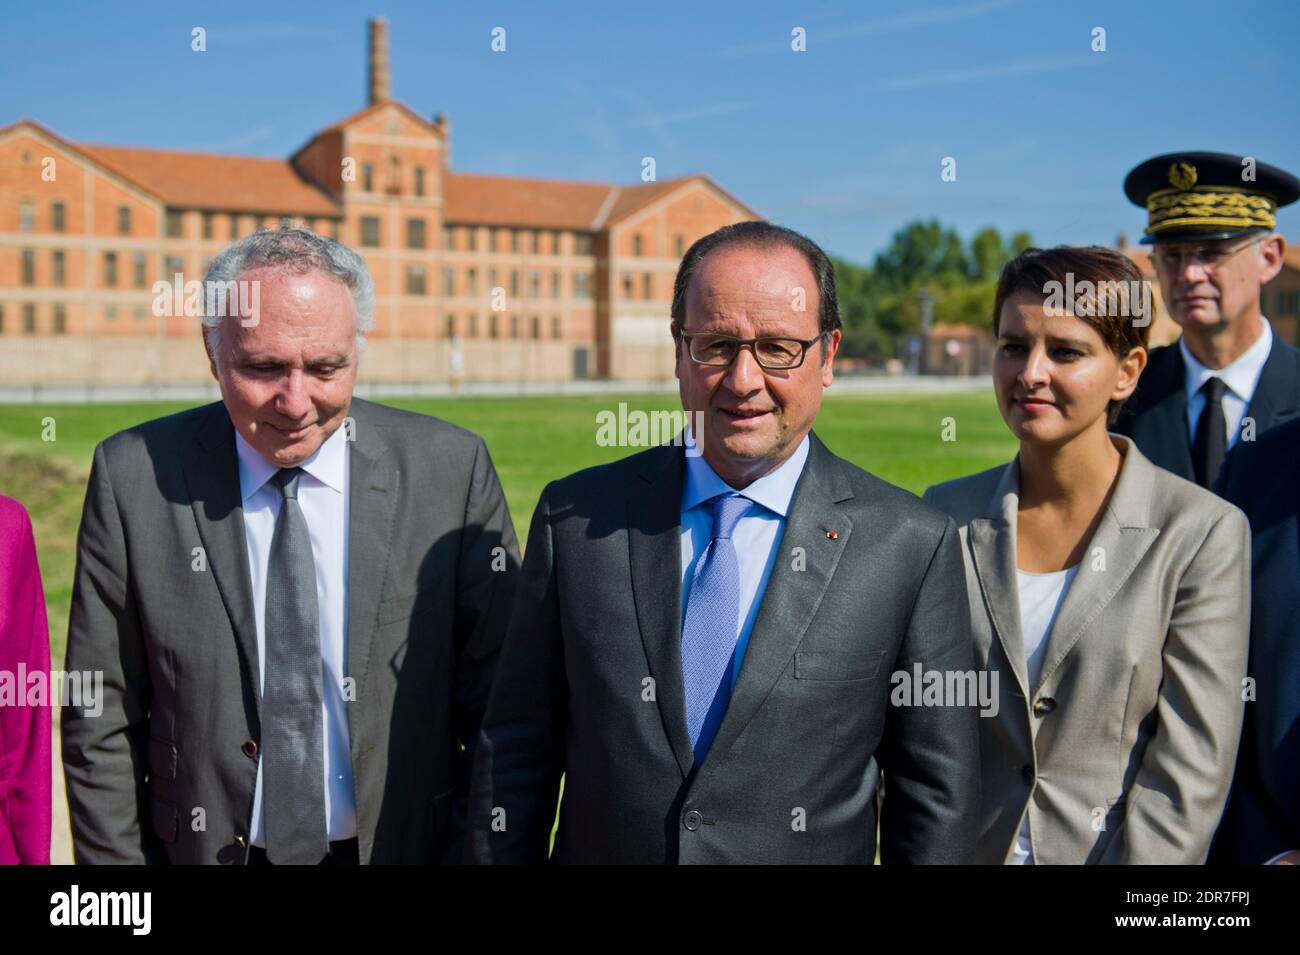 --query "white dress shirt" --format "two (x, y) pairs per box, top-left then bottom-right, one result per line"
(235, 425), (357, 847)
(679, 435), (811, 690)
(1180, 318), (1272, 451)
(1008, 564), (1080, 866)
